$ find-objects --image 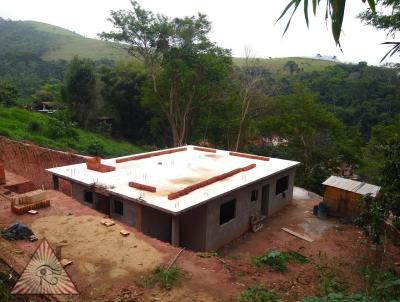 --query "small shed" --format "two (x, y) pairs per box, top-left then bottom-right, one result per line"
(322, 176), (381, 218)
